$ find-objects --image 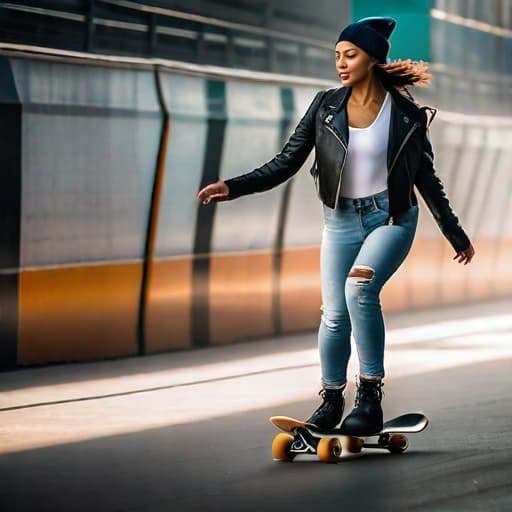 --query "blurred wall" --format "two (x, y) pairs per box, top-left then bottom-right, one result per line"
(0, 50), (510, 369)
